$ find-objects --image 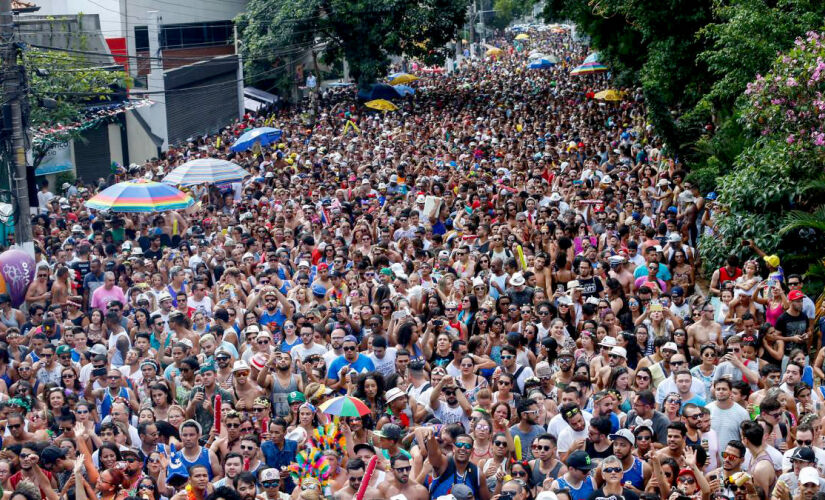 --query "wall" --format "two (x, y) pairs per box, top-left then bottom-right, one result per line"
(17, 13), (113, 65)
